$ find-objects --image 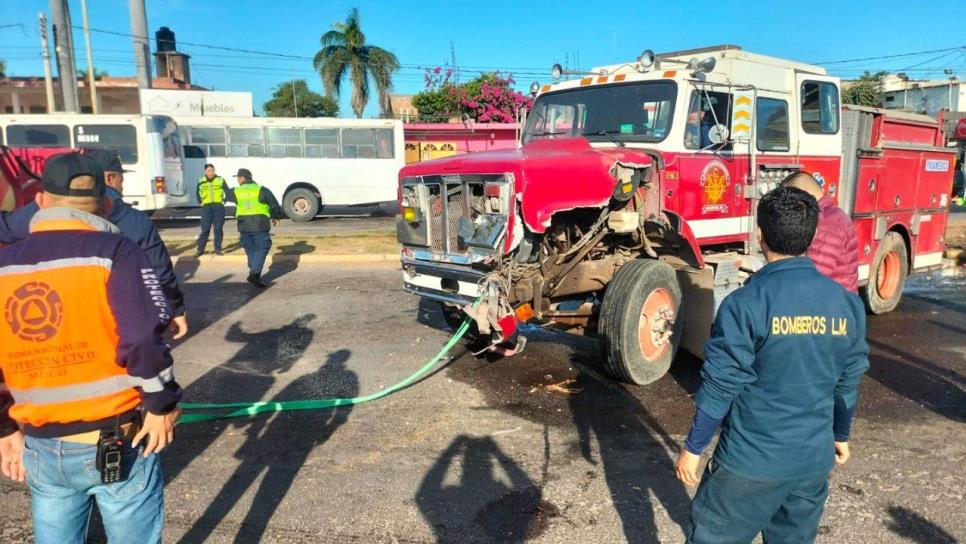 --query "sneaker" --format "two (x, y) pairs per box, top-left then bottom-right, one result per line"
(195, 251), (204, 258)
(246, 274), (267, 288)
(214, 250), (223, 256)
